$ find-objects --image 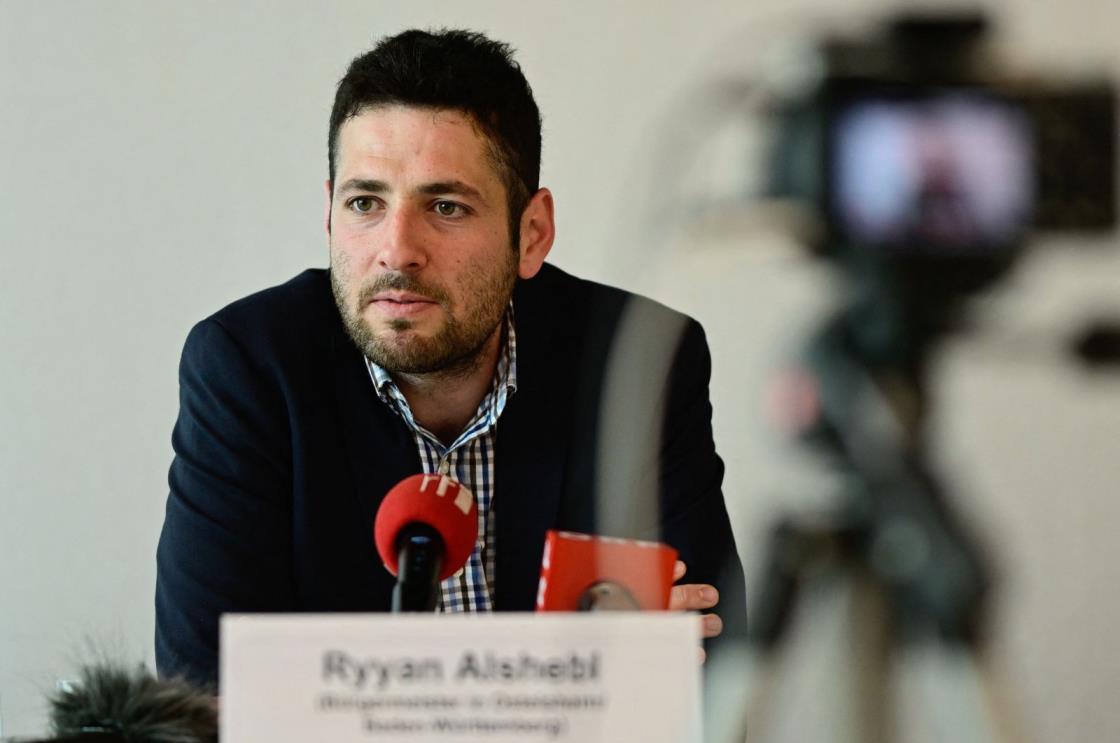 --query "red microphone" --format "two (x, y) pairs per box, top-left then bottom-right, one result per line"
(536, 530), (678, 611)
(374, 474), (478, 612)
